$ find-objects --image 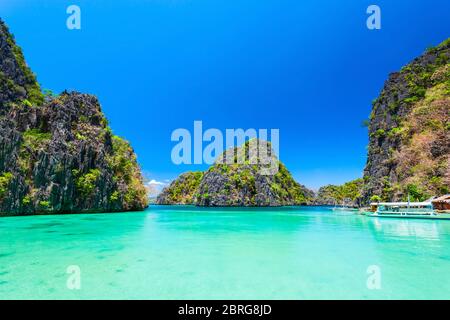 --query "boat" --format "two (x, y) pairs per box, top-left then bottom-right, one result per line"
(332, 200), (358, 212)
(332, 207), (358, 212)
(367, 200), (450, 220)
